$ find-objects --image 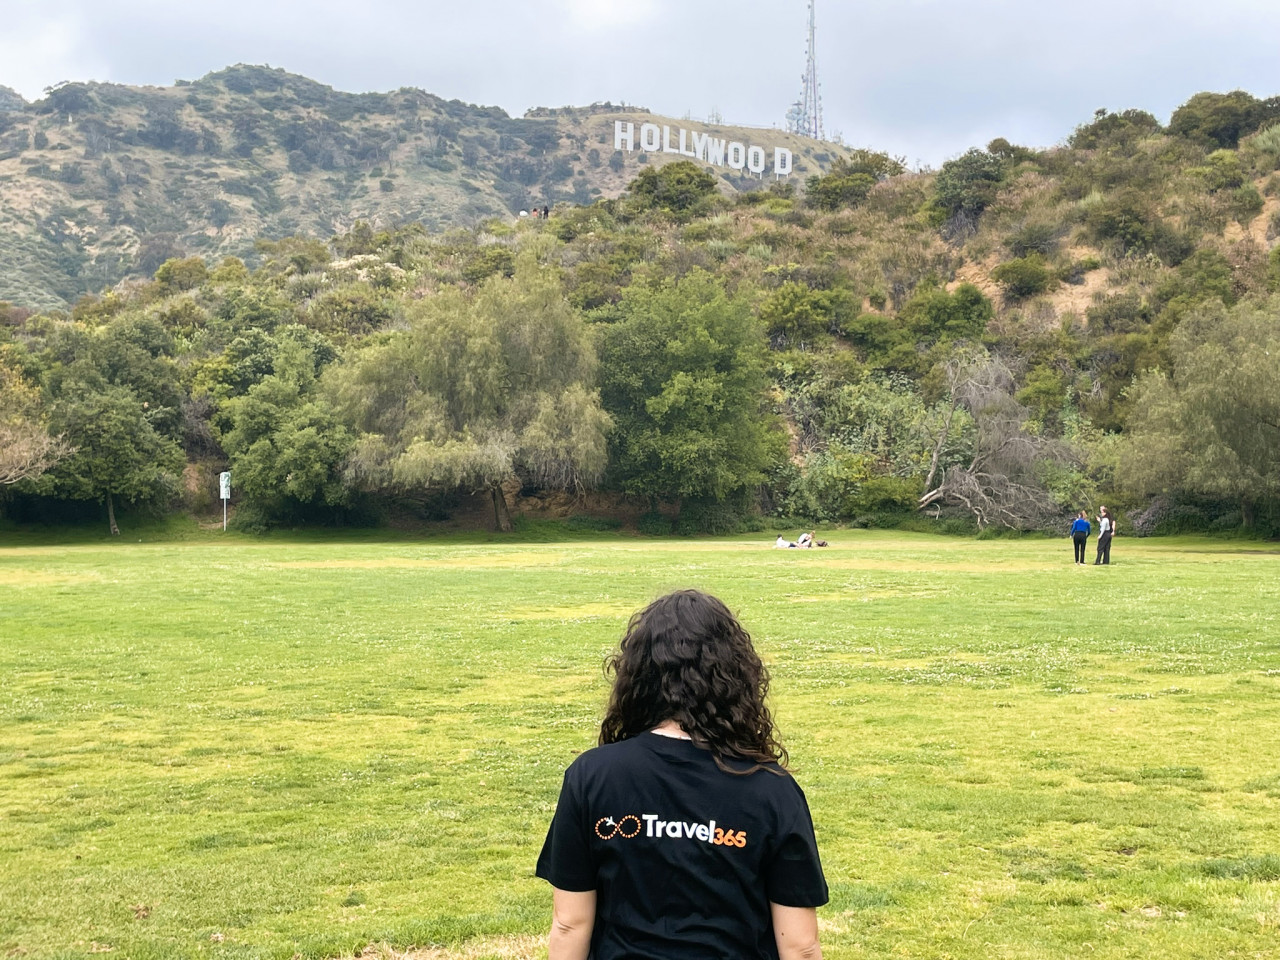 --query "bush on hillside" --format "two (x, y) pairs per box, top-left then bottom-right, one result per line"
(992, 255), (1054, 299)
(1006, 222), (1061, 258)
(462, 245), (515, 284)
(1169, 91), (1280, 149)
(1085, 191), (1194, 264)
(805, 151), (905, 212)
(934, 149), (1004, 218)
(154, 256), (209, 293)
(759, 282), (857, 344)
(1068, 108), (1162, 150)
(627, 161), (719, 218)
